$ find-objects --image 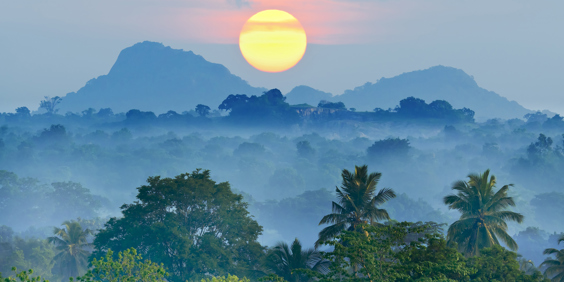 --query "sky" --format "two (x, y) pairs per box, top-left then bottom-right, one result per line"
(0, 0), (563, 114)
